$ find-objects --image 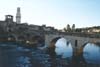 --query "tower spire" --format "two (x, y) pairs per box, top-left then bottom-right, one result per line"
(16, 7), (21, 23)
